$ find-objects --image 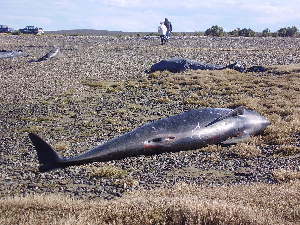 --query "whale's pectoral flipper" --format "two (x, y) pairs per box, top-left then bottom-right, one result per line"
(29, 133), (63, 172)
(205, 106), (245, 127)
(221, 134), (251, 145)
